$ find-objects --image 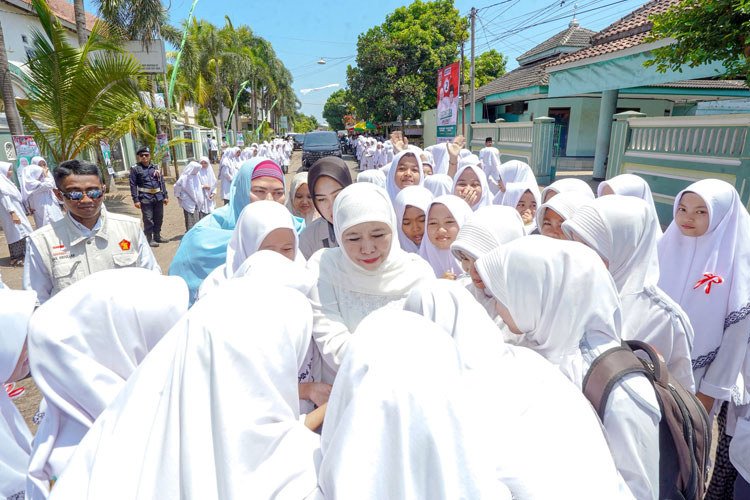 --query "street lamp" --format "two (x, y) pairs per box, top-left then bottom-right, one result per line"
(317, 58), (326, 65)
